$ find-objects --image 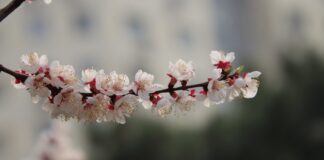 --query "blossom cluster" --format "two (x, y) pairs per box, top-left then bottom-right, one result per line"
(10, 51), (261, 124)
